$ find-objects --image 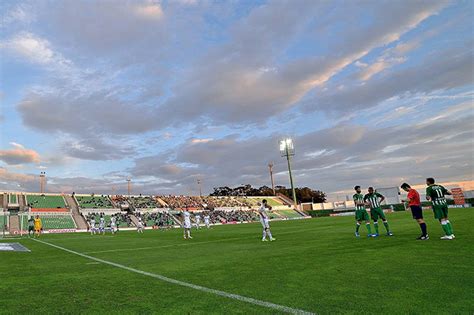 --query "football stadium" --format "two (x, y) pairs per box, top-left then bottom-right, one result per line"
(1, 0), (474, 314)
